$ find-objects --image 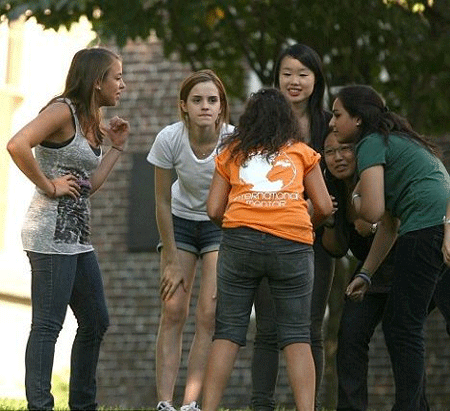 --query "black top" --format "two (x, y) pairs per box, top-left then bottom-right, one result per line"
(323, 173), (394, 293)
